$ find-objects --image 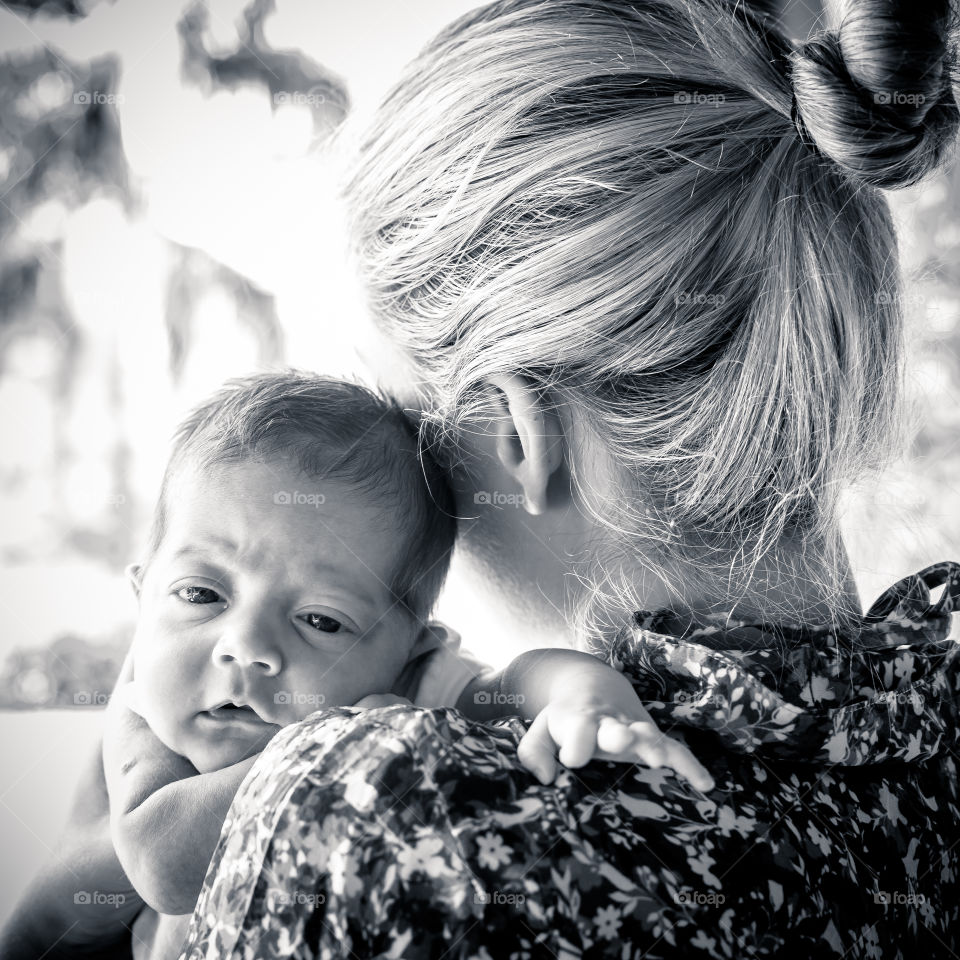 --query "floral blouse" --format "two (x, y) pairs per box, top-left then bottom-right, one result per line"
(178, 562), (960, 959)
